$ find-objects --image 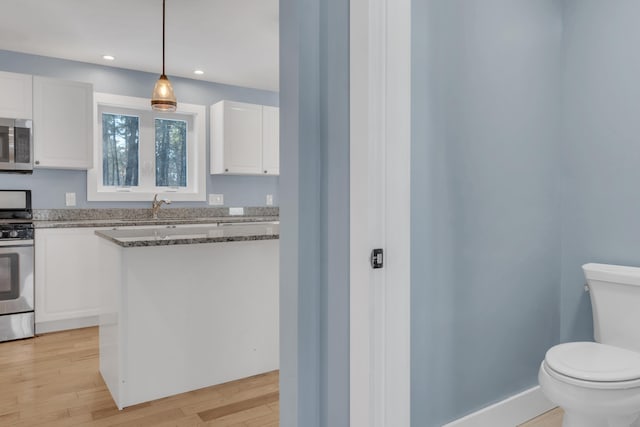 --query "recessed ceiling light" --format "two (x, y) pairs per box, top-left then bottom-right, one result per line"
(102, 55), (115, 61)
(194, 70), (204, 75)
